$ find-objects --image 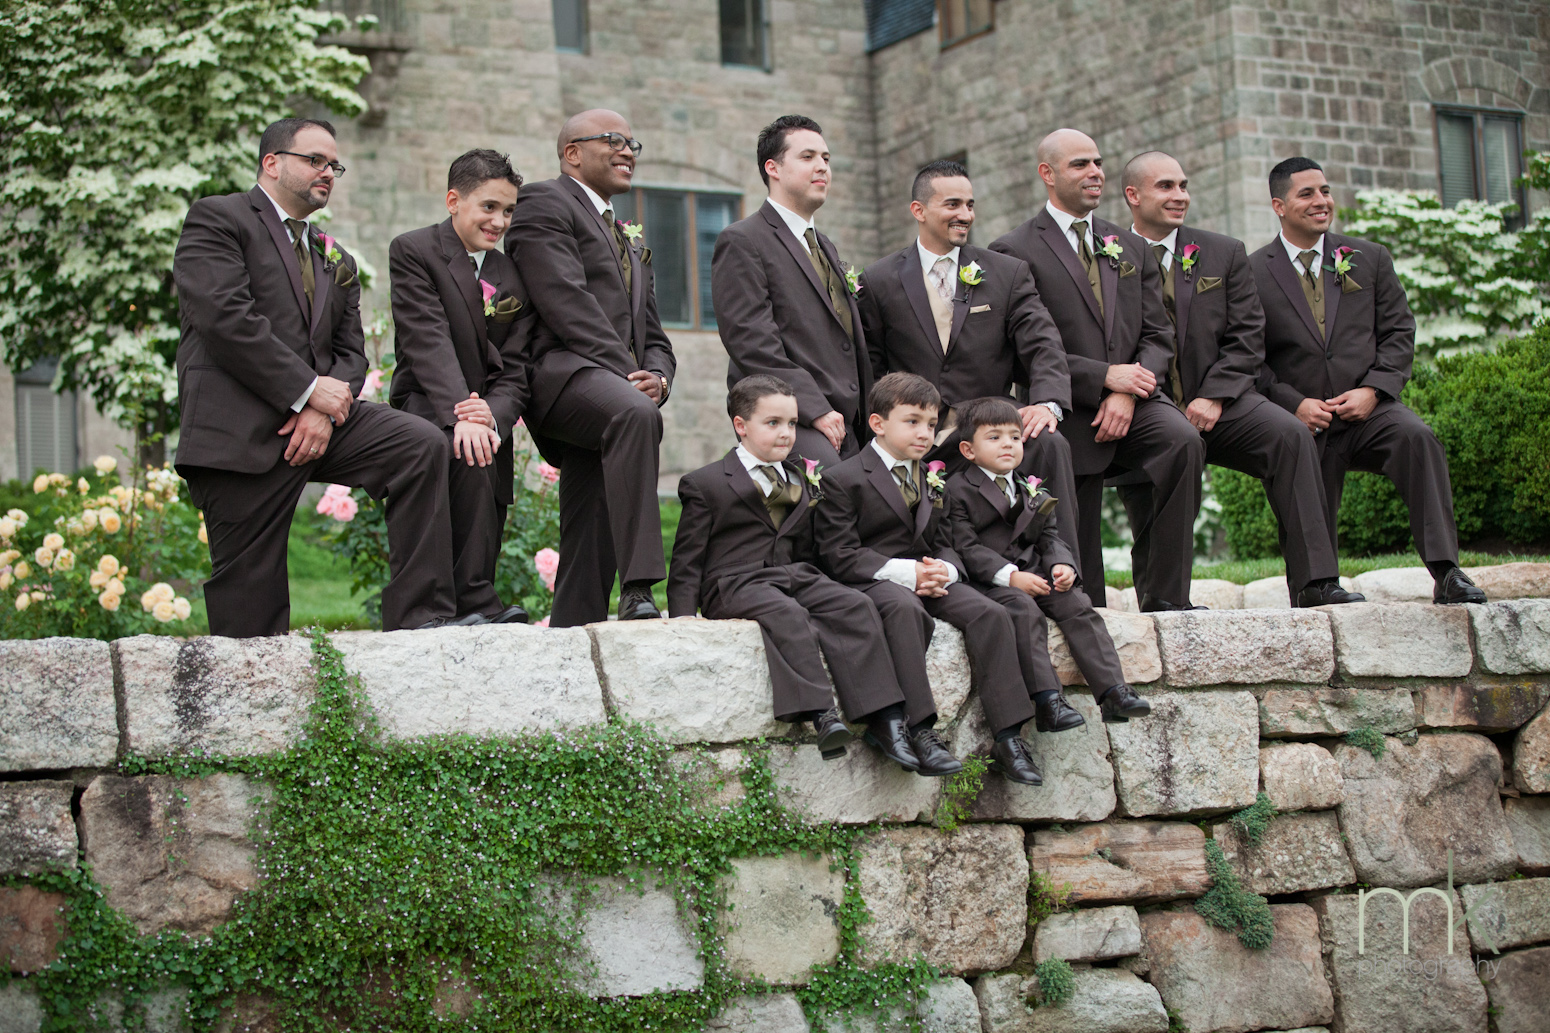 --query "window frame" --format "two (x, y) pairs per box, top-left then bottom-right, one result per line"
(719, 0), (773, 71)
(1432, 104), (1528, 229)
(937, 0), (993, 50)
(13, 359), (77, 478)
(552, 0), (588, 53)
(611, 185), (745, 331)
